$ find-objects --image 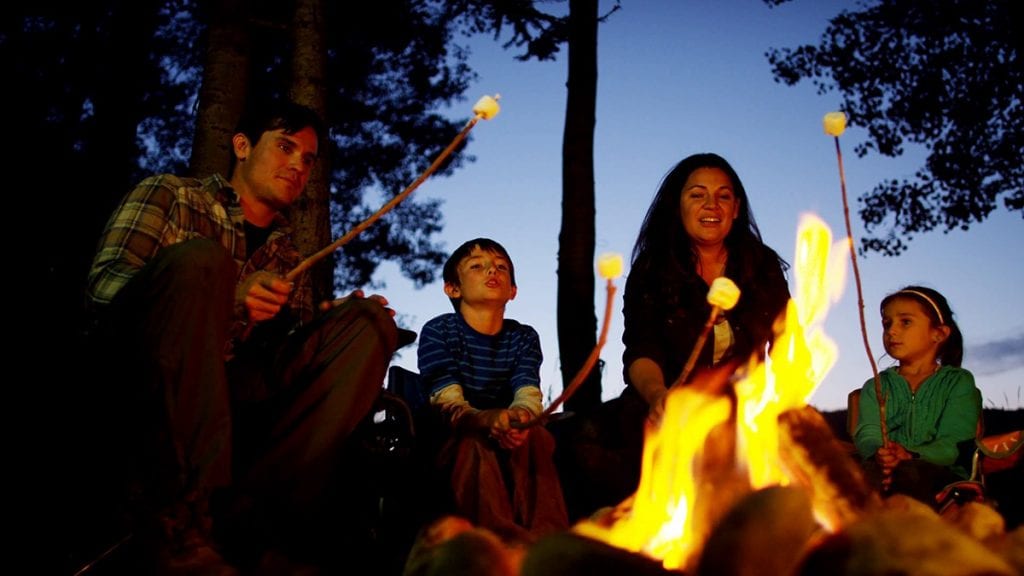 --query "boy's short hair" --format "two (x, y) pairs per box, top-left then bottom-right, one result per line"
(443, 238), (516, 312)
